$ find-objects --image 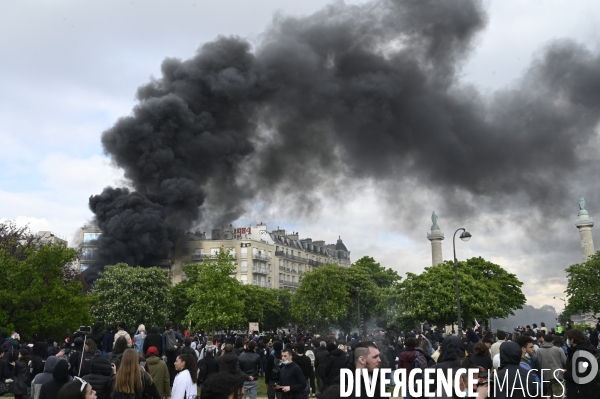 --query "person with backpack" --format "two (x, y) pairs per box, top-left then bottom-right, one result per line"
(74, 340), (98, 378)
(266, 342), (284, 399)
(9, 348), (31, 399)
(6, 332), (20, 366)
(107, 337), (128, 372)
(162, 323), (184, 387)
